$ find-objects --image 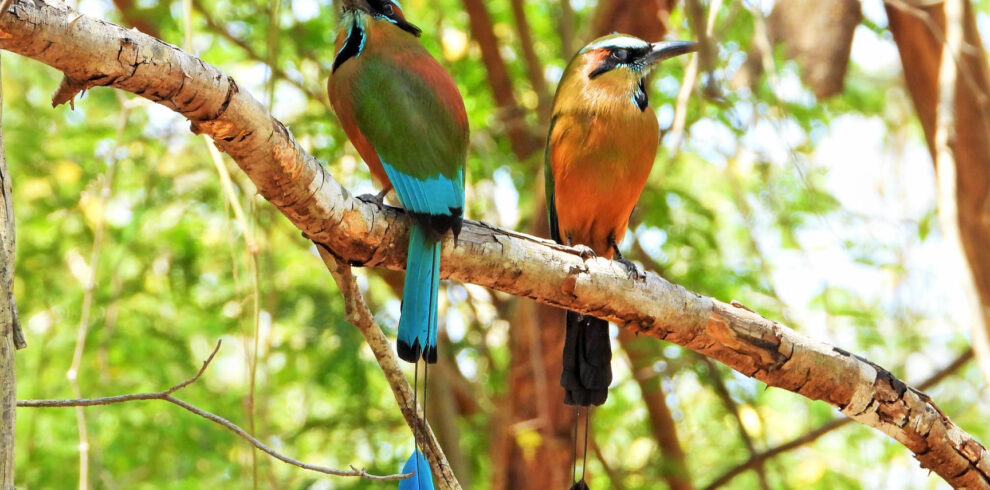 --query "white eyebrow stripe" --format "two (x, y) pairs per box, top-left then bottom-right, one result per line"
(582, 35), (649, 52)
